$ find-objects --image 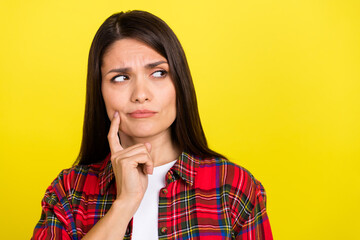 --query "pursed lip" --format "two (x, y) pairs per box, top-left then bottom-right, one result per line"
(128, 109), (157, 118)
